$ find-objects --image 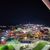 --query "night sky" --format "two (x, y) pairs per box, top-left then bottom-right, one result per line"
(0, 0), (50, 26)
